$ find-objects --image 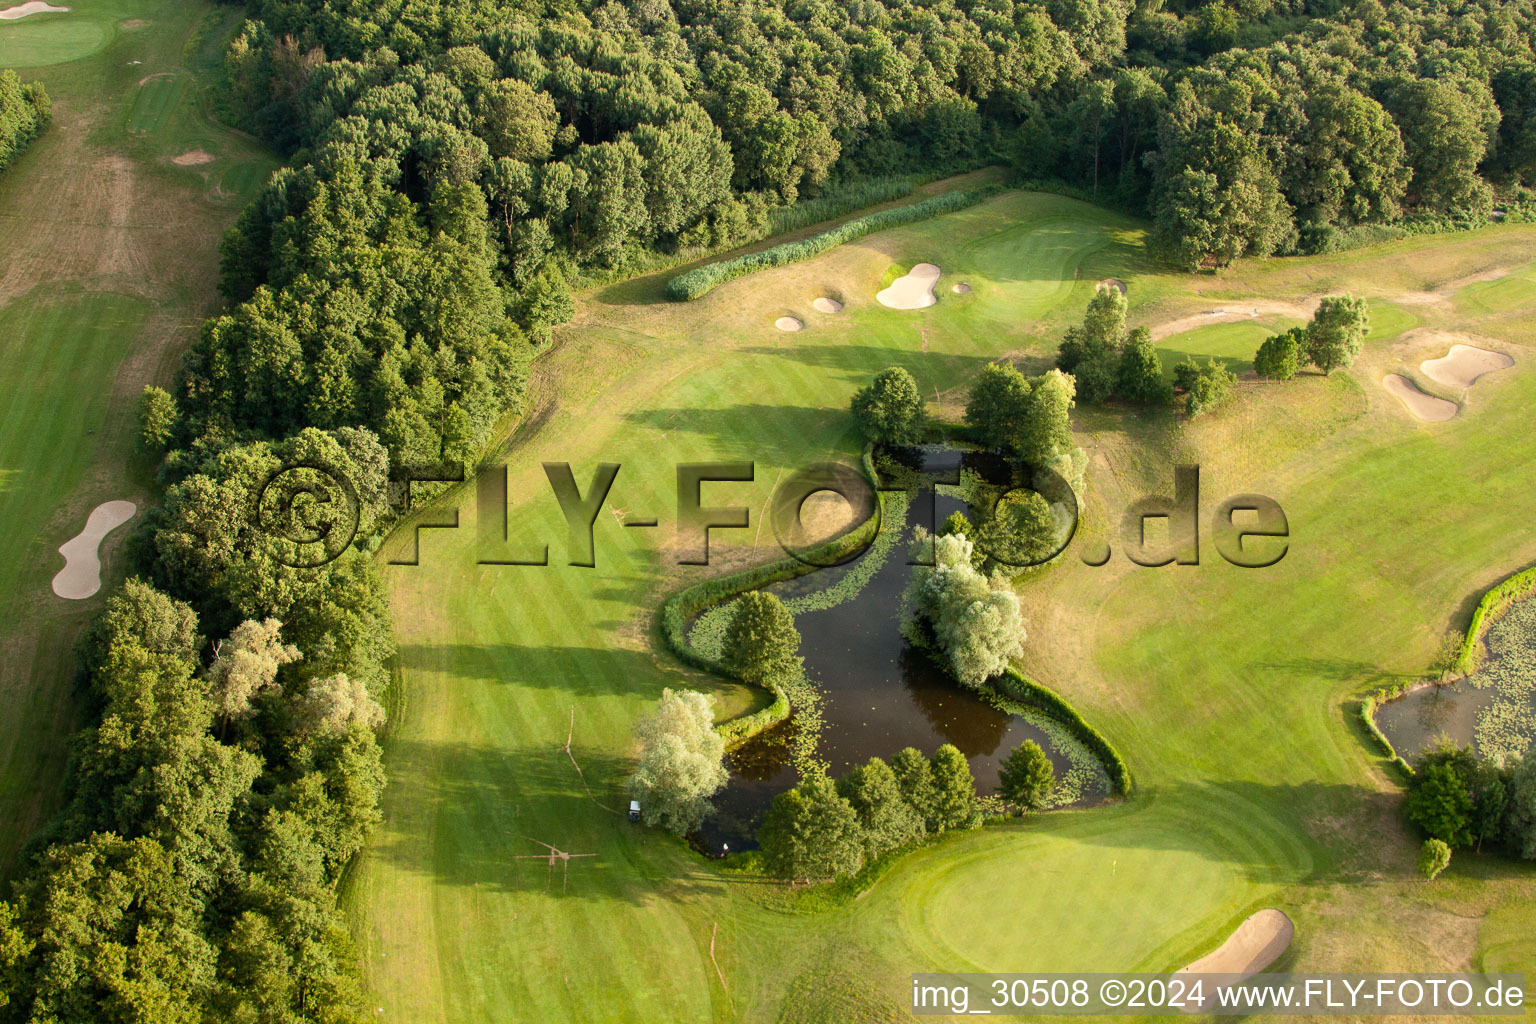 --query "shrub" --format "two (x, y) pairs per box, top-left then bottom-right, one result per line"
(1254, 327), (1303, 380)
(1406, 742), (1477, 848)
(758, 772), (864, 882)
(1418, 838), (1452, 880)
(851, 367), (925, 445)
(1183, 357), (1236, 417)
(665, 185), (1004, 300)
(1306, 295), (1369, 374)
(999, 740), (1055, 812)
(628, 688), (728, 834)
(721, 591), (802, 685)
